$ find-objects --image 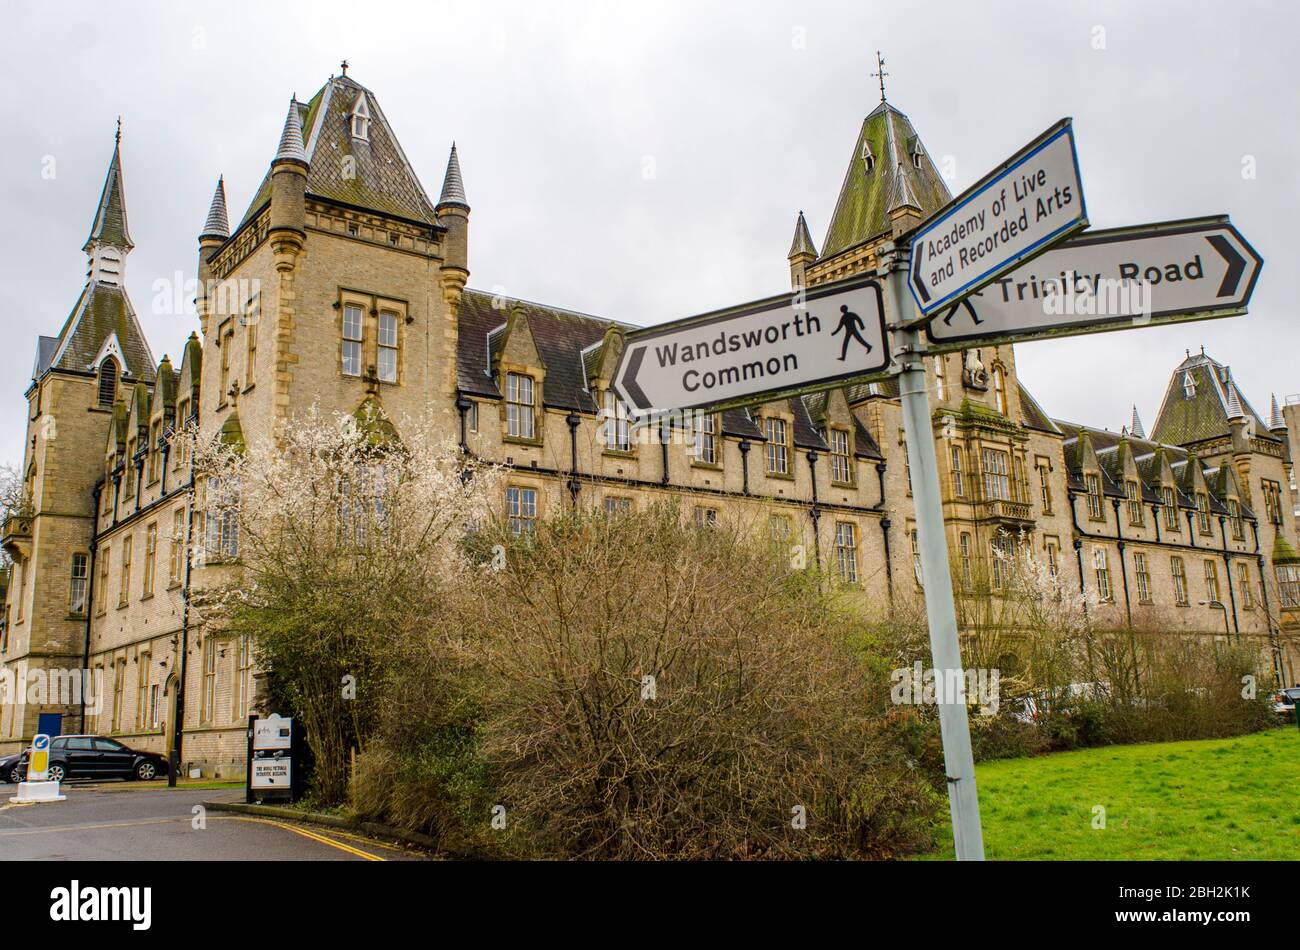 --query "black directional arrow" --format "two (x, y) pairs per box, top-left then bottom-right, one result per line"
(911, 240), (931, 305)
(923, 216), (1264, 351)
(1206, 233), (1247, 298)
(620, 346), (650, 411)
